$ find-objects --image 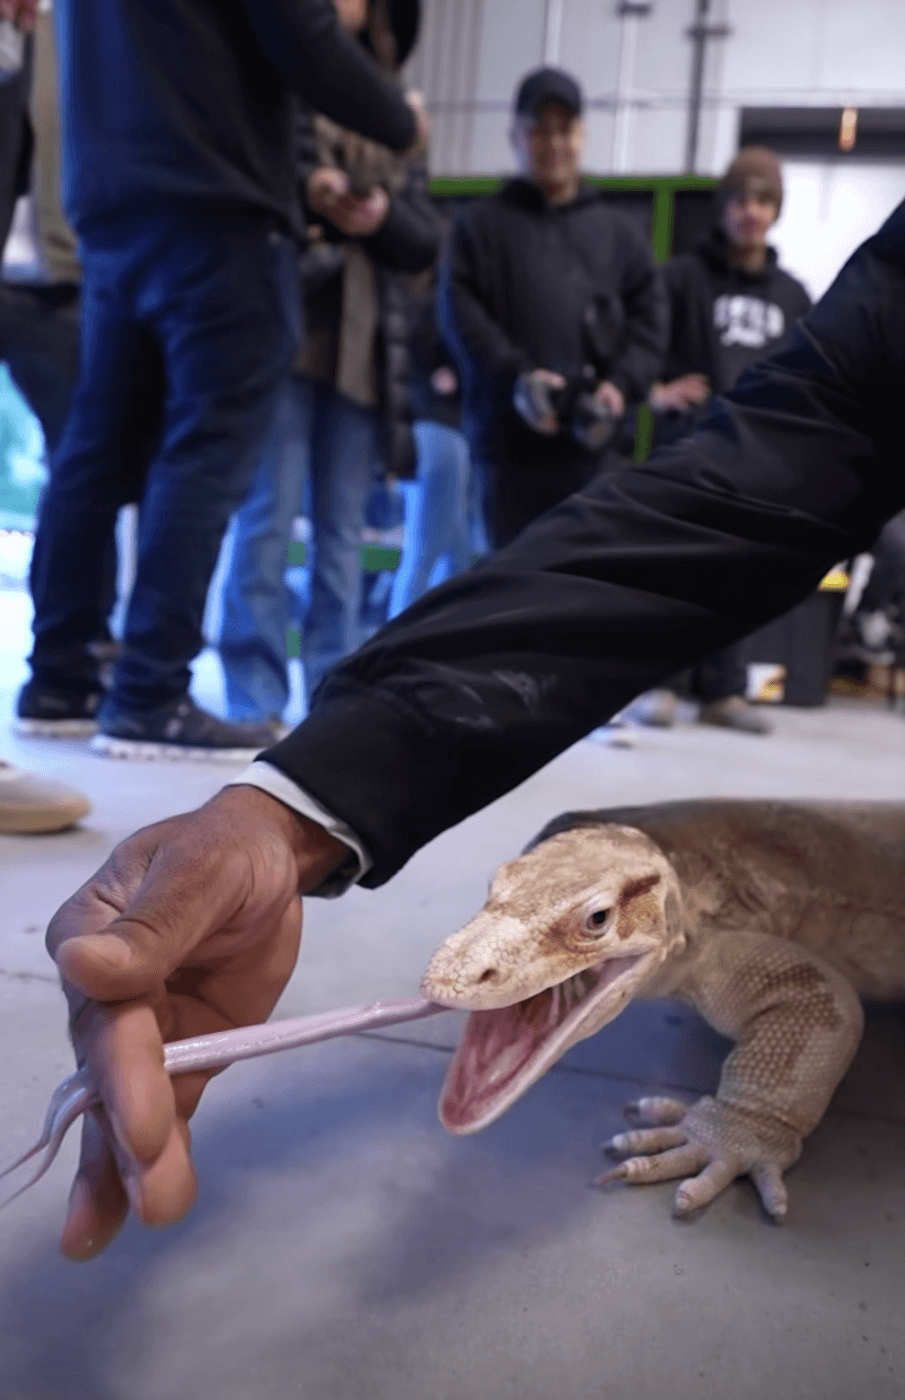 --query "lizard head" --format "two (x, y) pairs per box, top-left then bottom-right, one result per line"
(421, 825), (686, 1134)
